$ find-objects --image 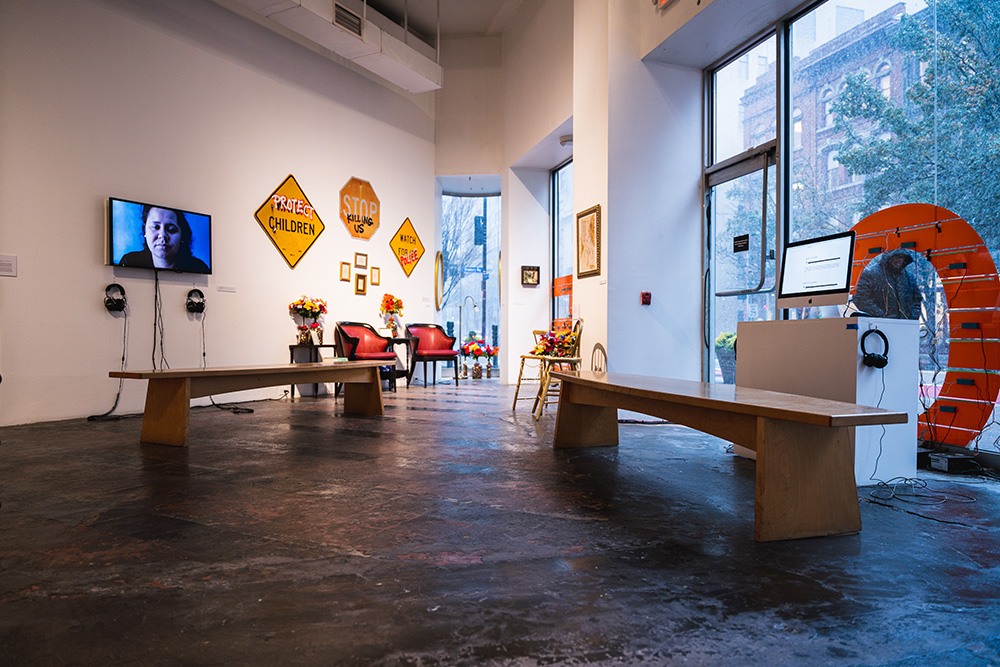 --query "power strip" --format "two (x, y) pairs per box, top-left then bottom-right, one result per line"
(928, 452), (978, 474)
